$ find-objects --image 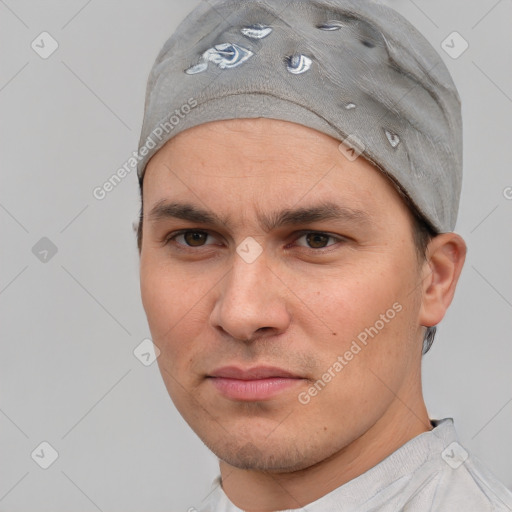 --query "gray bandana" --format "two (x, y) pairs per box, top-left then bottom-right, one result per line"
(137, 0), (463, 233)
